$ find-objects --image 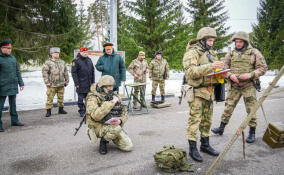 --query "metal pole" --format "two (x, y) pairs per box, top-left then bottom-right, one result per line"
(109, 0), (117, 49)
